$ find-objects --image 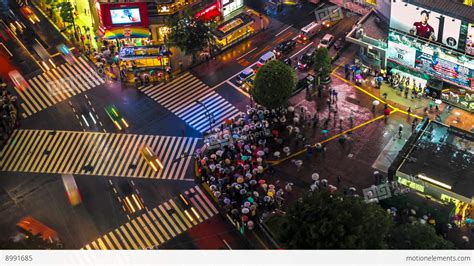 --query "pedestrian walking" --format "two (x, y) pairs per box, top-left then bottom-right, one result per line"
(411, 119), (417, 133)
(398, 124), (403, 139)
(337, 175), (342, 186)
(312, 113), (319, 128)
(383, 108), (390, 122)
(333, 90), (338, 103)
(407, 107), (411, 118)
